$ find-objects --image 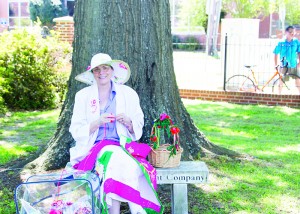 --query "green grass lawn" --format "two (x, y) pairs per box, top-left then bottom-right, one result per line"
(0, 109), (60, 214)
(185, 100), (300, 214)
(0, 110), (60, 165)
(0, 101), (299, 214)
